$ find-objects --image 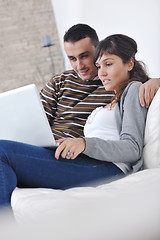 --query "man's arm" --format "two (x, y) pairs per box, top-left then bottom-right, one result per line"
(40, 76), (59, 125)
(139, 78), (160, 108)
